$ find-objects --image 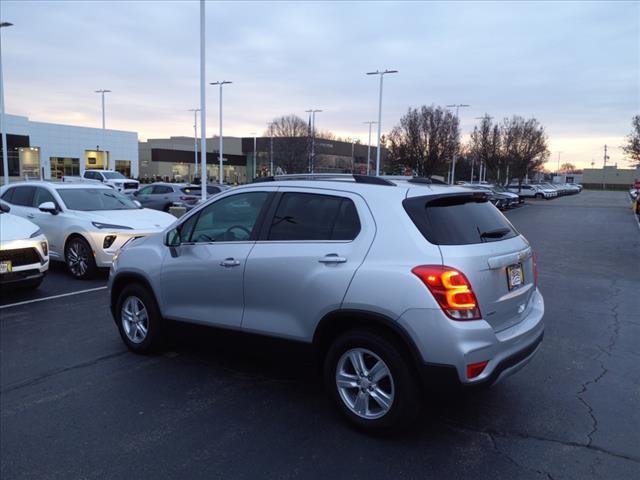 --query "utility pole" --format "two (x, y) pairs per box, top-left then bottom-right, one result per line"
(267, 122), (274, 175)
(249, 132), (257, 180)
(305, 109), (322, 173)
(363, 121), (377, 176)
(602, 144), (610, 190)
(366, 69), (398, 176)
(557, 151), (563, 176)
(188, 108), (200, 182)
(446, 104), (470, 184)
(351, 138), (356, 173)
(199, 0), (206, 200)
(210, 81), (232, 184)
